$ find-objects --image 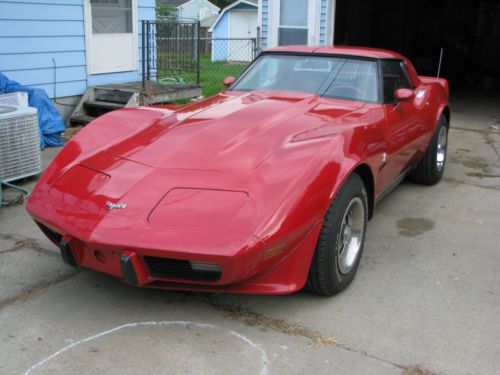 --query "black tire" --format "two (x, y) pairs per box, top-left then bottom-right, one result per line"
(305, 173), (368, 296)
(410, 115), (448, 185)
